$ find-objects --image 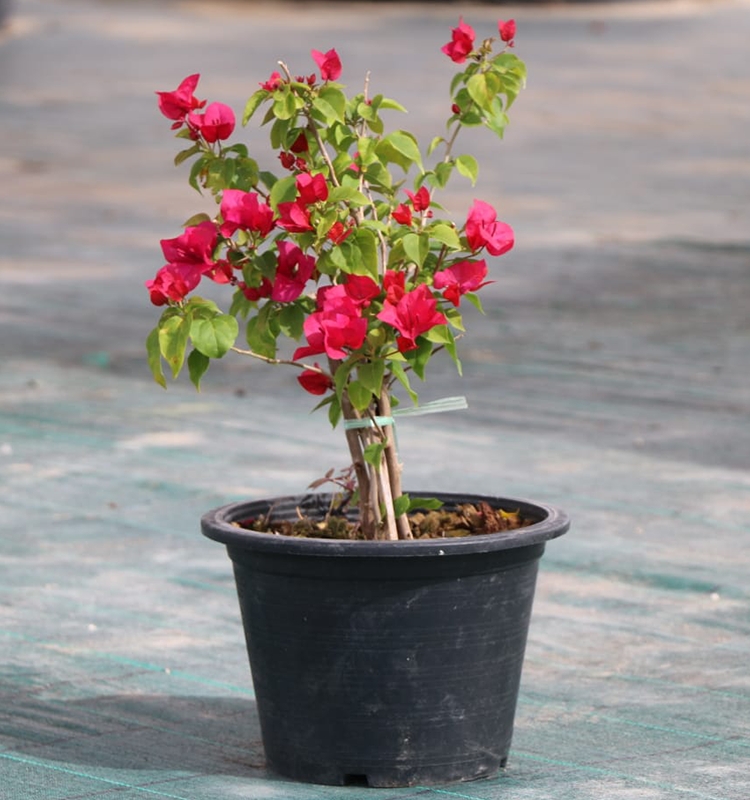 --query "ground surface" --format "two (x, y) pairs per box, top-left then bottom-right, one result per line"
(1, 0), (750, 798)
